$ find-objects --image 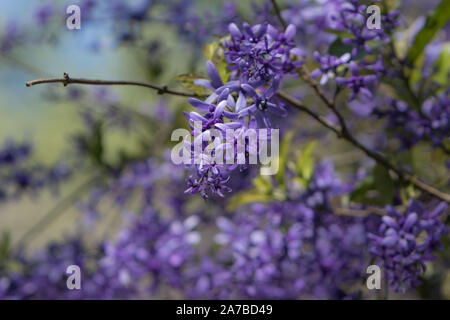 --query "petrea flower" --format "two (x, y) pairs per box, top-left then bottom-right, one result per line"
(0, 21), (21, 54)
(302, 160), (352, 208)
(336, 62), (377, 101)
(375, 92), (449, 149)
(185, 165), (232, 199)
(225, 22), (304, 84)
(0, 140), (71, 202)
(368, 200), (448, 291)
(421, 91), (450, 148)
(33, 4), (54, 26)
(238, 78), (287, 127)
(311, 52), (351, 85)
(183, 61), (286, 198)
